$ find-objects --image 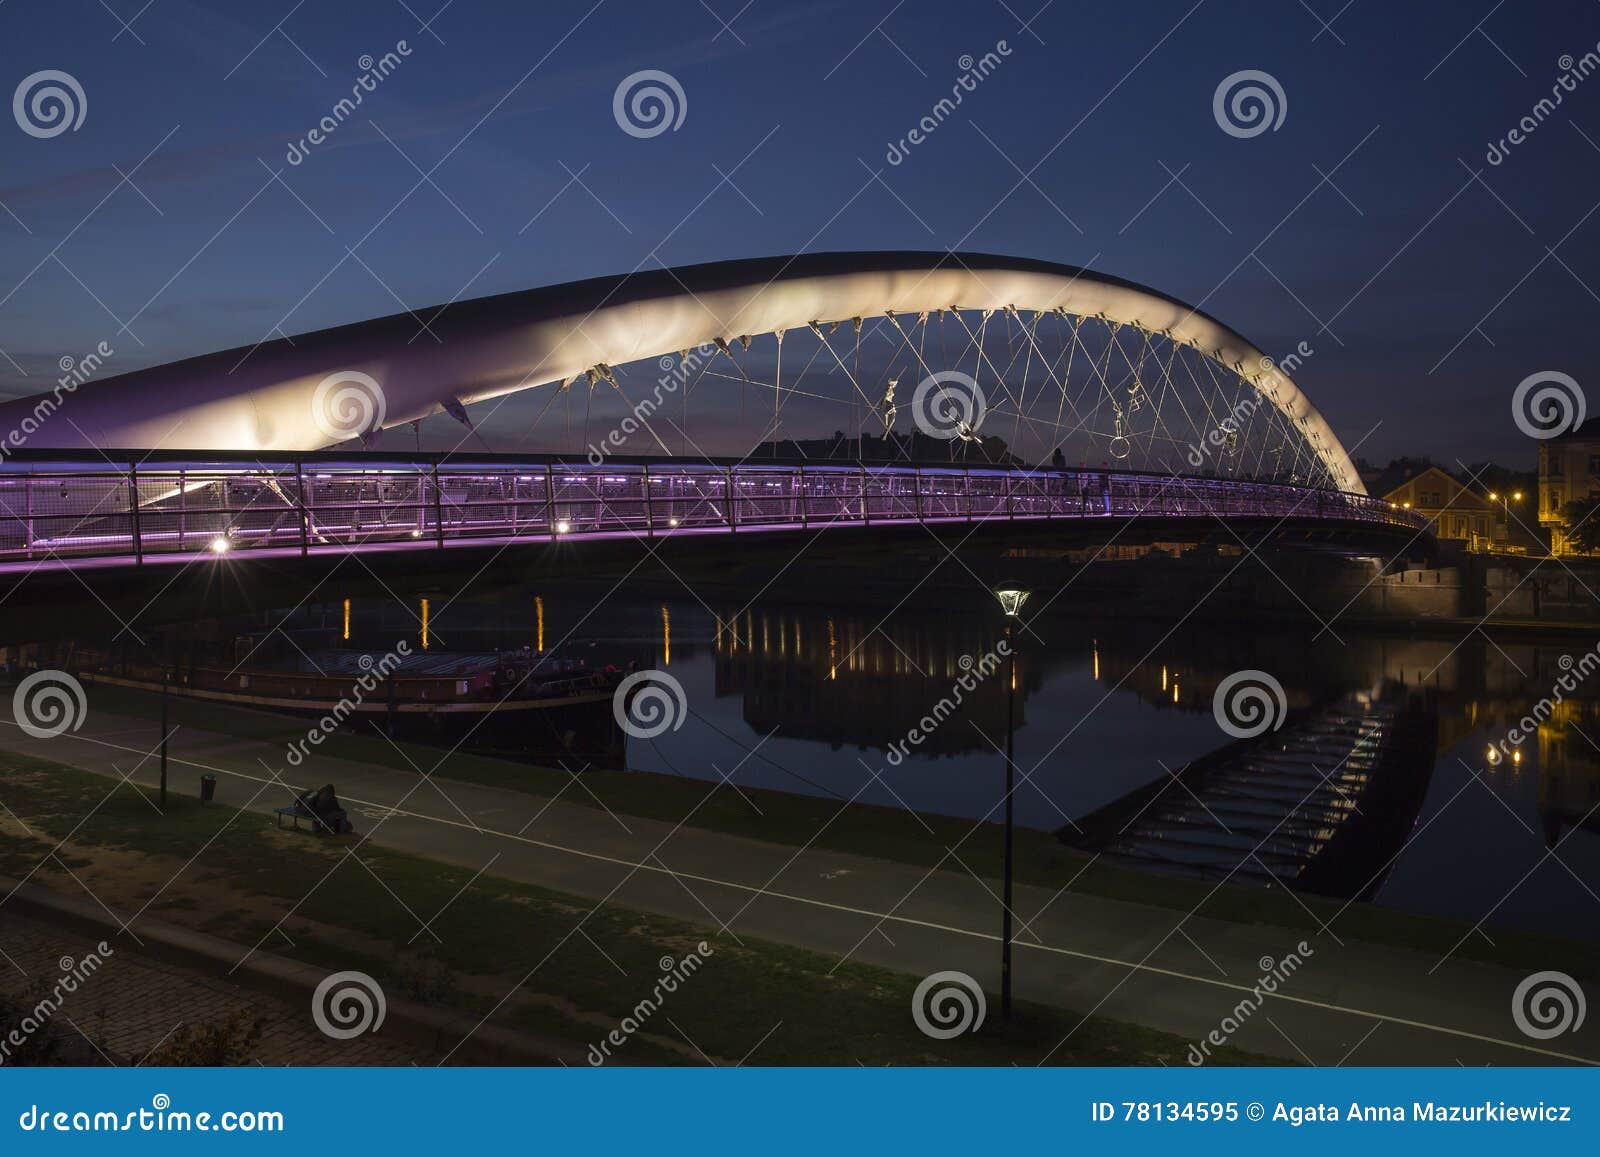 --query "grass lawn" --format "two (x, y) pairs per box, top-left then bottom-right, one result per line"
(0, 755), (1278, 1066)
(61, 681), (1599, 982)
